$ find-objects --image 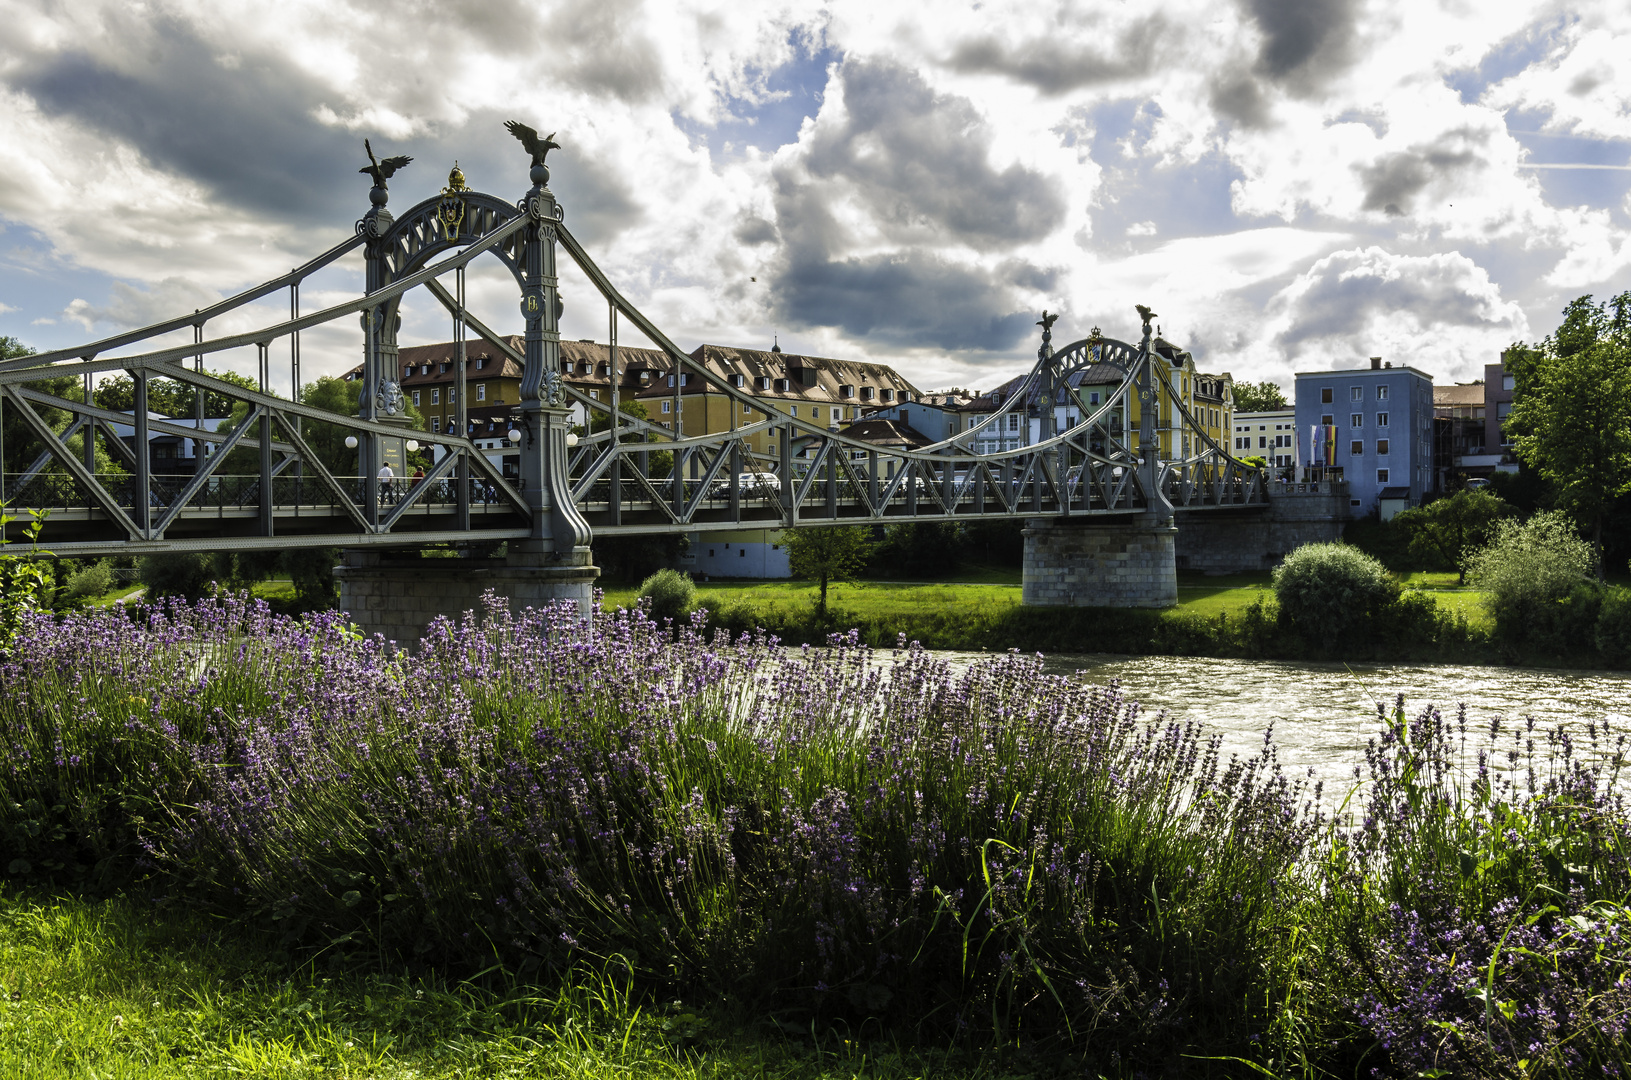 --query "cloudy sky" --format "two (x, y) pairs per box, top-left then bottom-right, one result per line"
(2, 0), (1629, 396)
